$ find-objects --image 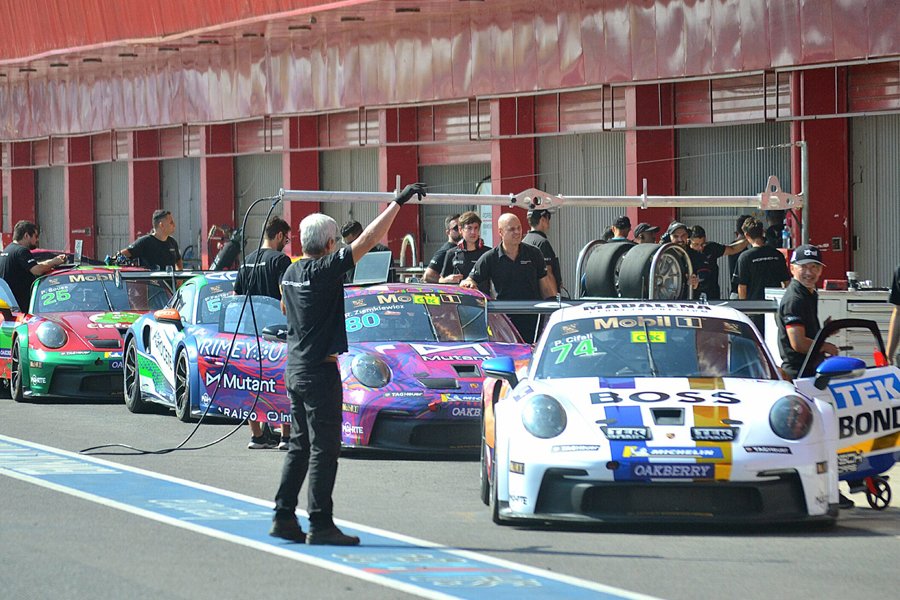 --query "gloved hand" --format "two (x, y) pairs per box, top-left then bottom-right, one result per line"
(394, 183), (426, 206)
